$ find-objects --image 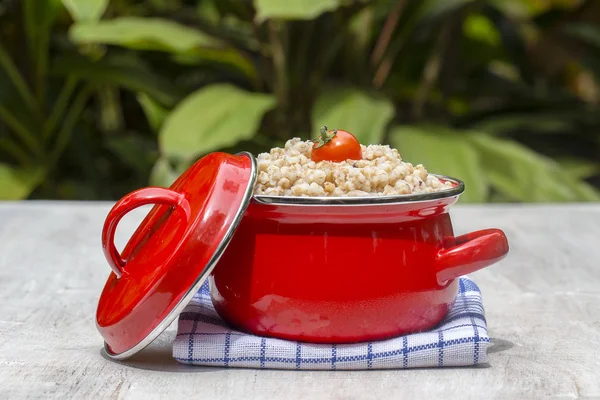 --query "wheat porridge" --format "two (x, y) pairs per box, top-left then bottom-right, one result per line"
(253, 128), (453, 197)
